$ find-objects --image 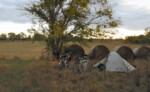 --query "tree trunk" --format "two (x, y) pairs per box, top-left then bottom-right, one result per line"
(46, 38), (63, 61)
(53, 39), (63, 60)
